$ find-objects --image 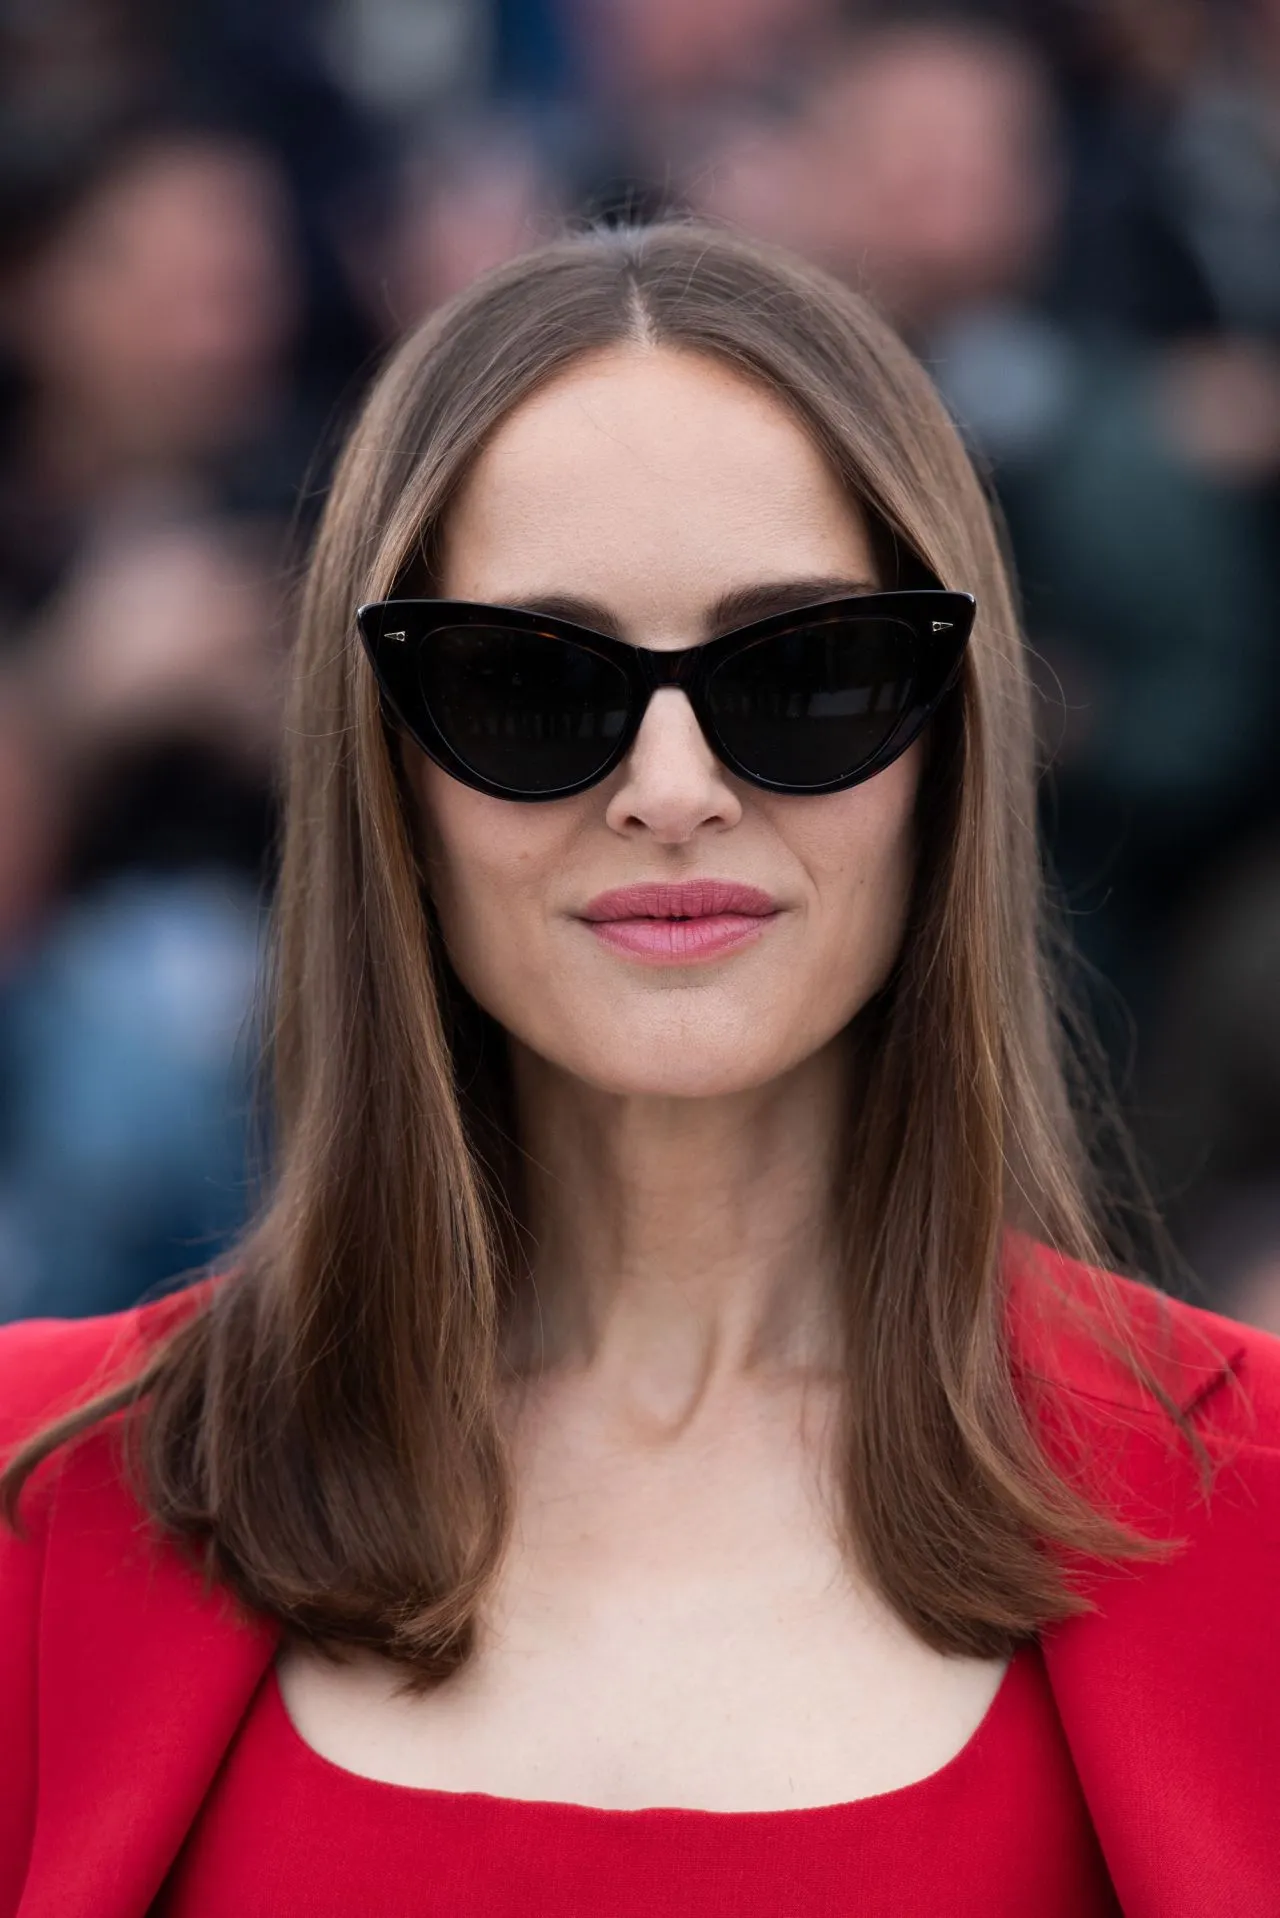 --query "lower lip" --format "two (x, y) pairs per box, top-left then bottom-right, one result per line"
(585, 914), (775, 962)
